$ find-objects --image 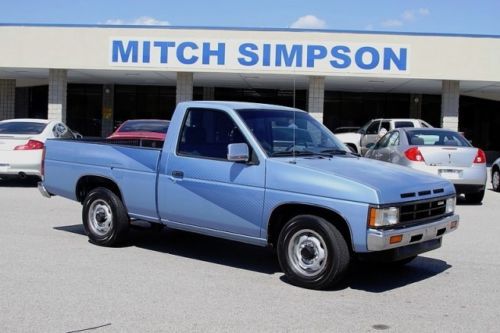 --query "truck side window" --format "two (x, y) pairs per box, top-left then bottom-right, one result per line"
(365, 121), (380, 135)
(178, 108), (245, 160)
